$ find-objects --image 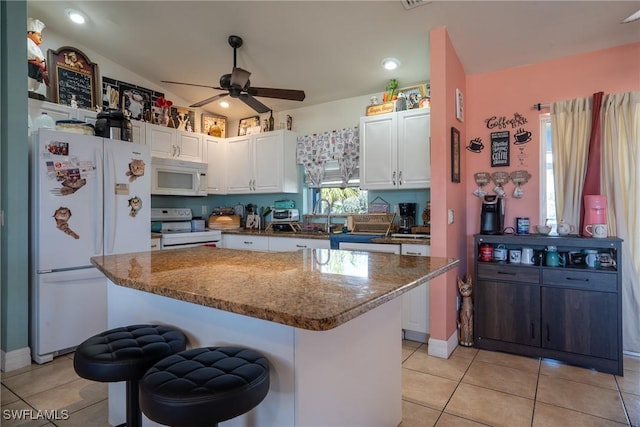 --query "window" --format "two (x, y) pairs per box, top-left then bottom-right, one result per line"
(540, 115), (557, 227)
(306, 159), (368, 214)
